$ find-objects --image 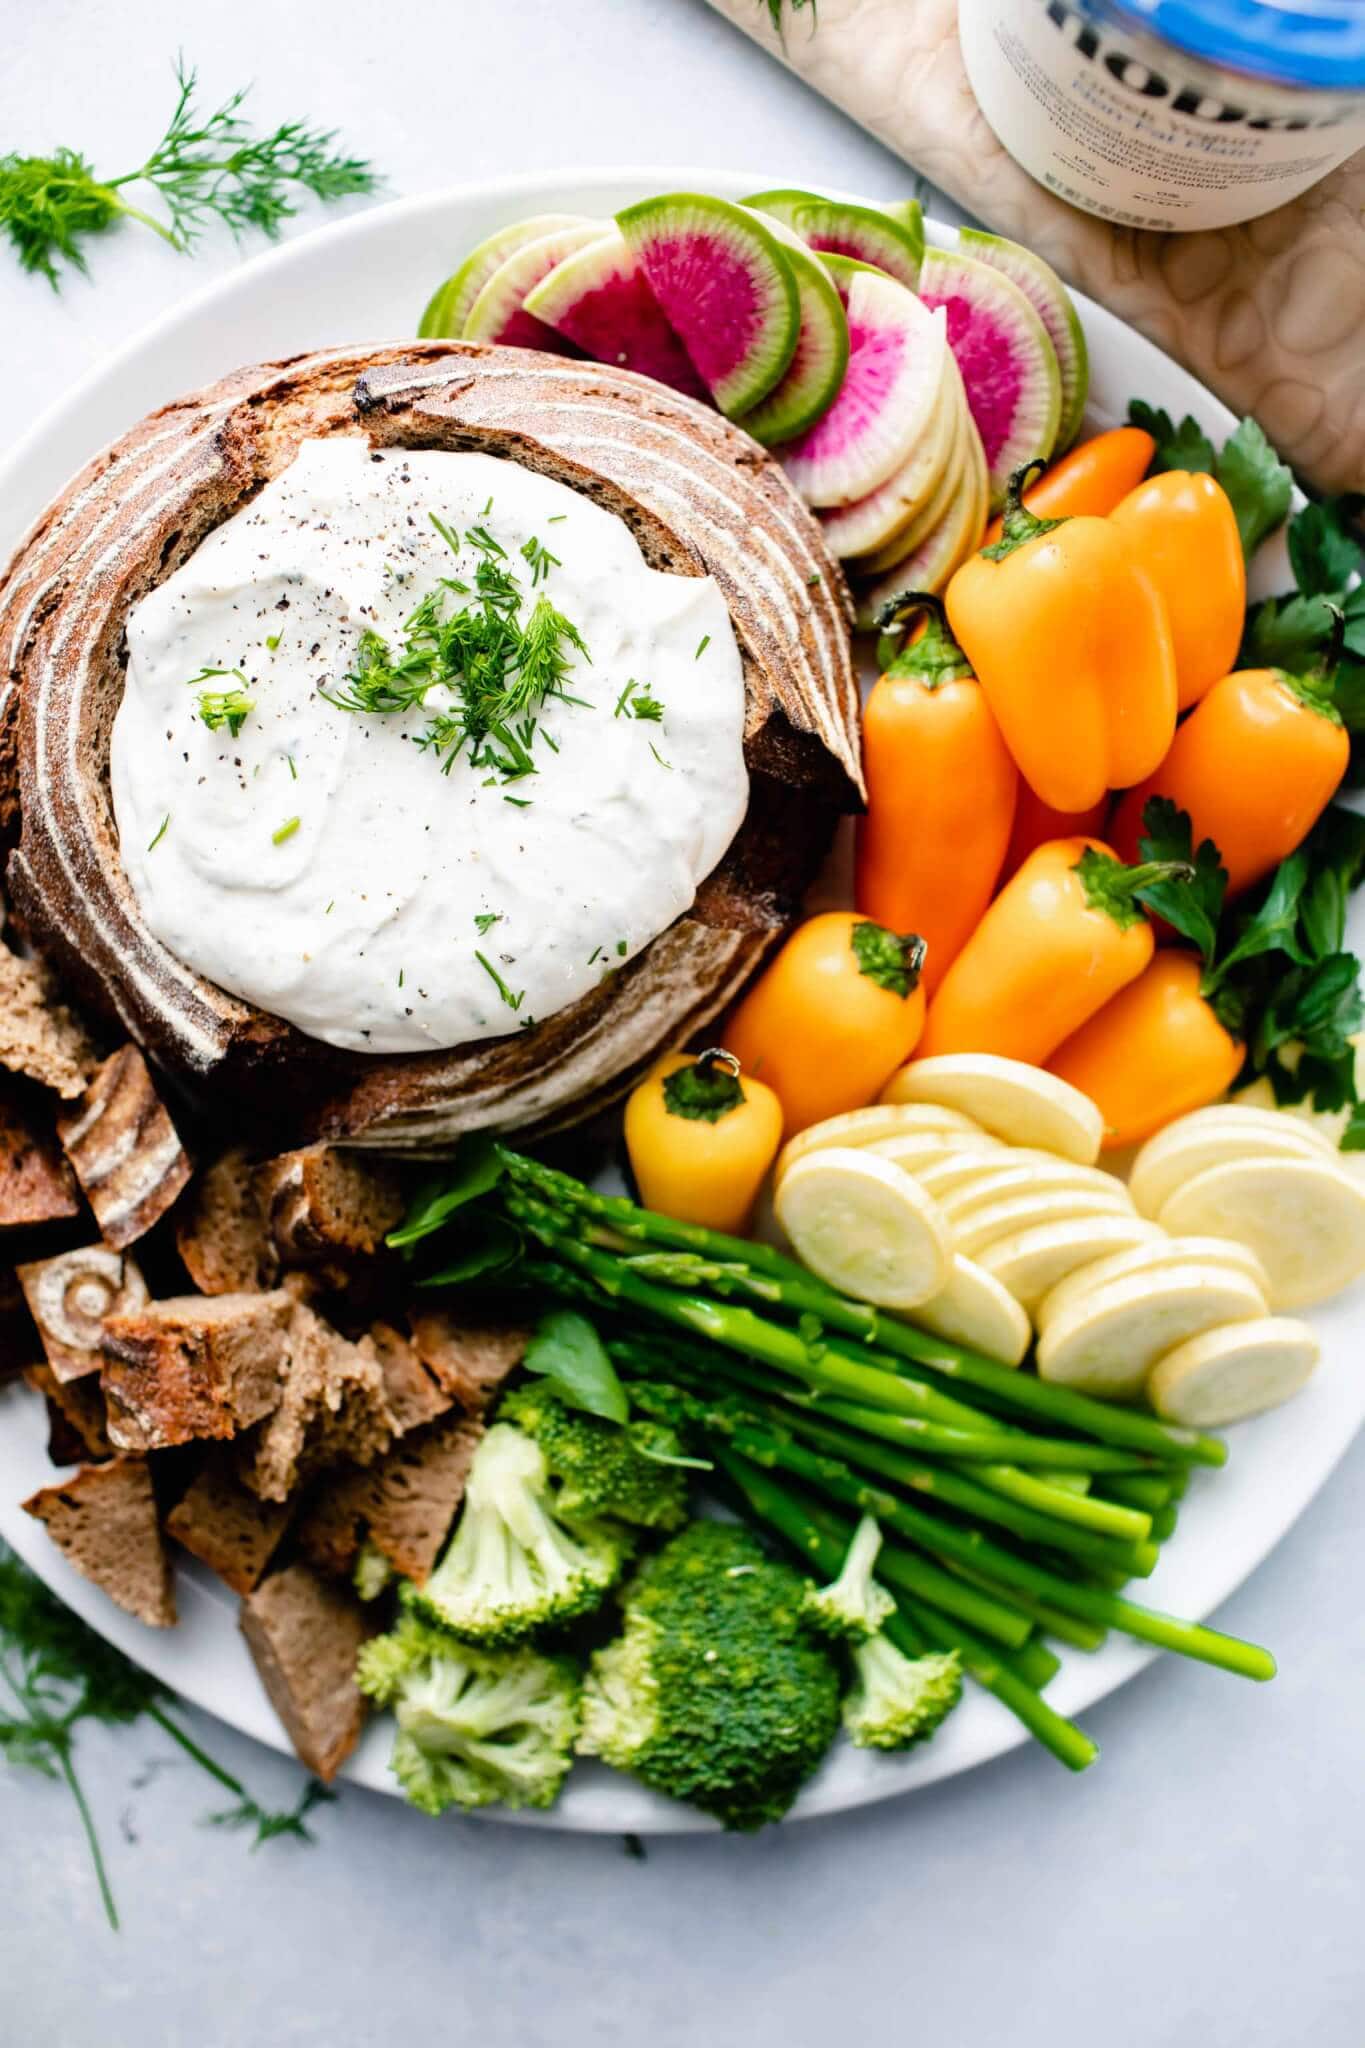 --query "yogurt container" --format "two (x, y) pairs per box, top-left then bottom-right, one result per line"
(958, 0), (1365, 231)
